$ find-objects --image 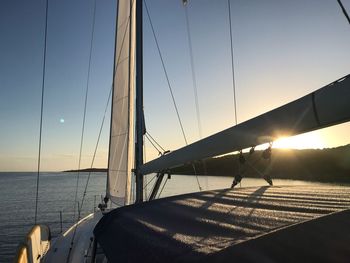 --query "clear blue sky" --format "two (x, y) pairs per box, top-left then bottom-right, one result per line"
(0, 0), (349, 171)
